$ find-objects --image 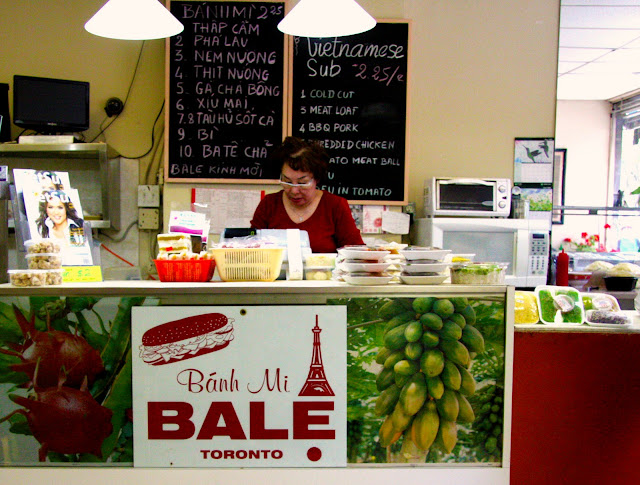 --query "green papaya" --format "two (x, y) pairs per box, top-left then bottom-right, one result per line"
(460, 305), (476, 325)
(456, 392), (475, 423)
(420, 312), (444, 331)
(439, 339), (471, 367)
(384, 349), (406, 369)
(426, 375), (445, 400)
(375, 346), (392, 365)
(450, 297), (469, 312)
(439, 320), (463, 341)
(412, 296), (436, 314)
(395, 372), (411, 387)
(410, 400), (439, 451)
(458, 365), (476, 396)
(379, 414), (402, 447)
(436, 388), (459, 422)
(400, 372), (428, 416)
(448, 312), (467, 329)
(435, 419), (457, 454)
(404, 320), (423, 343)
(441, 360), (462, 390)
(374, 384), (402, 416)
(376, 367), (395, 391)
(384, 311), (417, 334)
(390, 402), (413, 432)
(404, 341), (423, 361)
(394, 359), (420, 376)
(421, 329), (440, 348)
(420, 348), (445, 377)
(432, 299), (455, 319)
(379, 299), (408, 320)
(384, 323), (410, 350)
(461, 324), (485, 353)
